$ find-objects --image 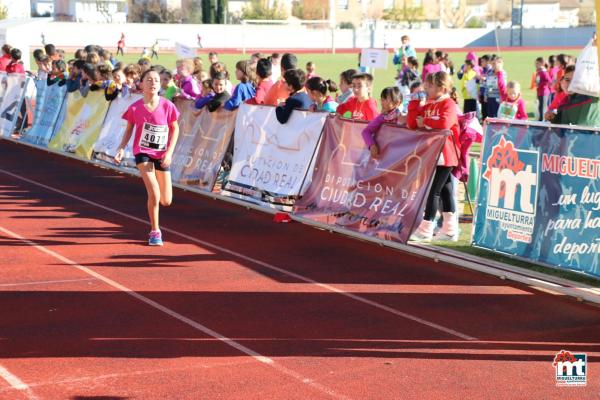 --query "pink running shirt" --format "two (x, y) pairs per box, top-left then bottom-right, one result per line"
(122, 97), (180, 159)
